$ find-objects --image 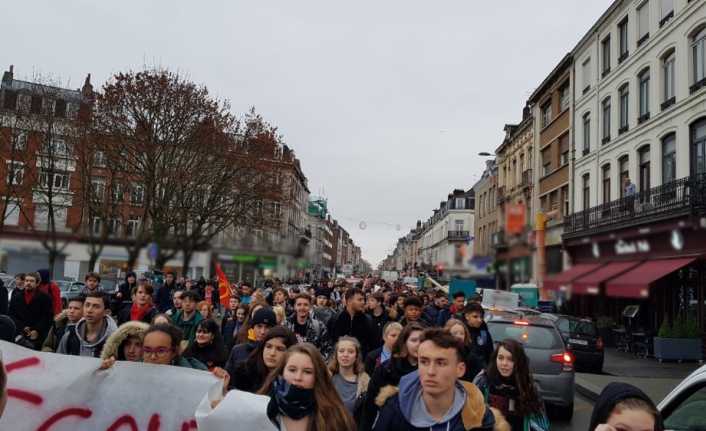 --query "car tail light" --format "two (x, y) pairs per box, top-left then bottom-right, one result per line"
(551, 351), (575, 372)
(596, 336), (604, 350)
(513, 320), (529, 326)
